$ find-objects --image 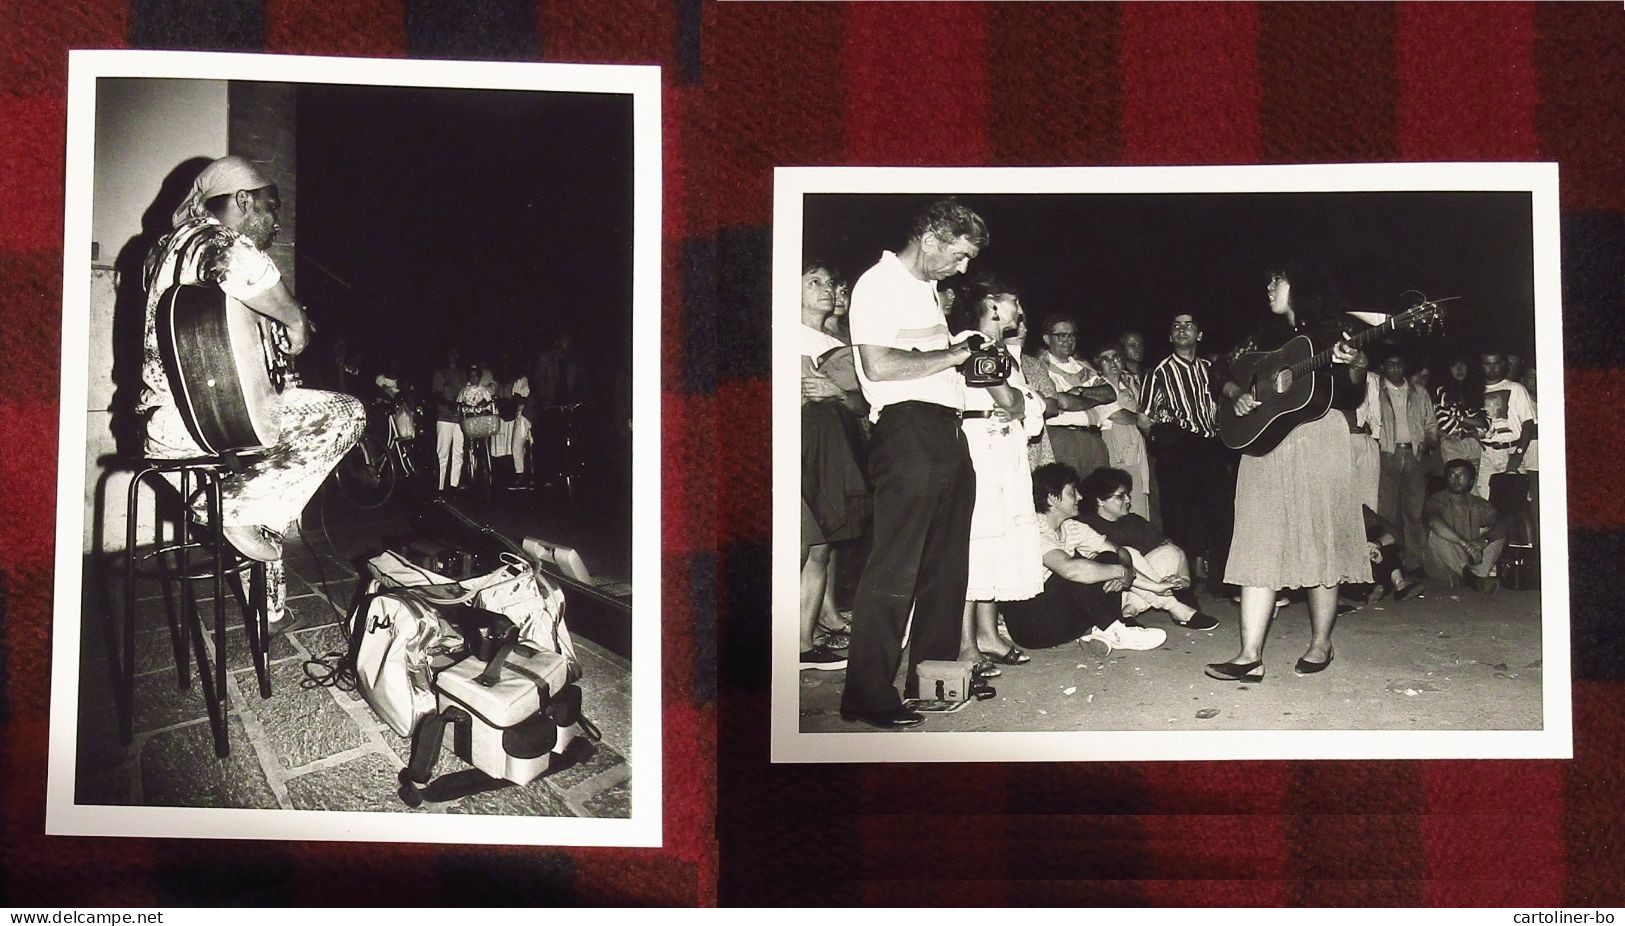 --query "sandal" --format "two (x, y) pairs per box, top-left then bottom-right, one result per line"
(817, 615), (852, 636)
(971, 658), (1002, 679)
(814, 626), (850, 651)
(984, 646), (1030, 666)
